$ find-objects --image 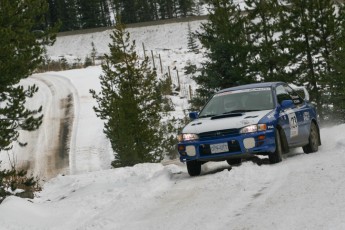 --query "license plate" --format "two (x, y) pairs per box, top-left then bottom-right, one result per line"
(210, 143), (229, 154)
